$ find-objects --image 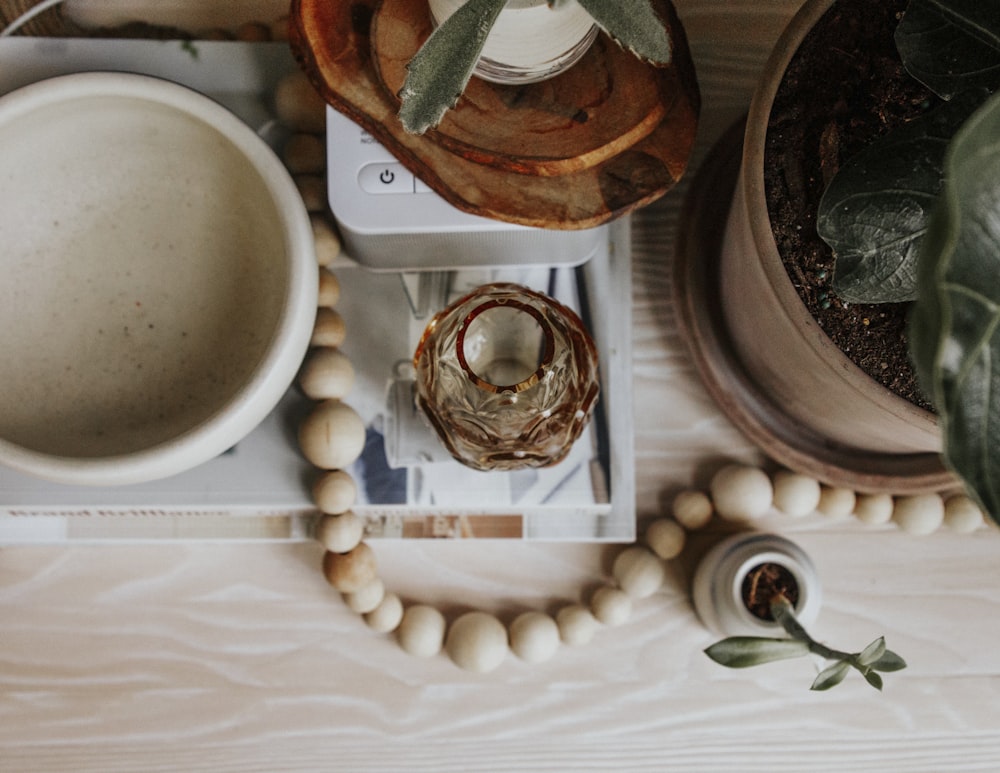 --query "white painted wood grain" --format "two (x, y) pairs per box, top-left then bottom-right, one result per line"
(4, 0), (1000, 769)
